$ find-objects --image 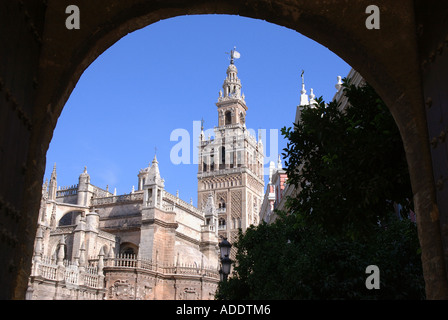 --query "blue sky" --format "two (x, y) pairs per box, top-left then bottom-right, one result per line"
(44, 14), (351, 206)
